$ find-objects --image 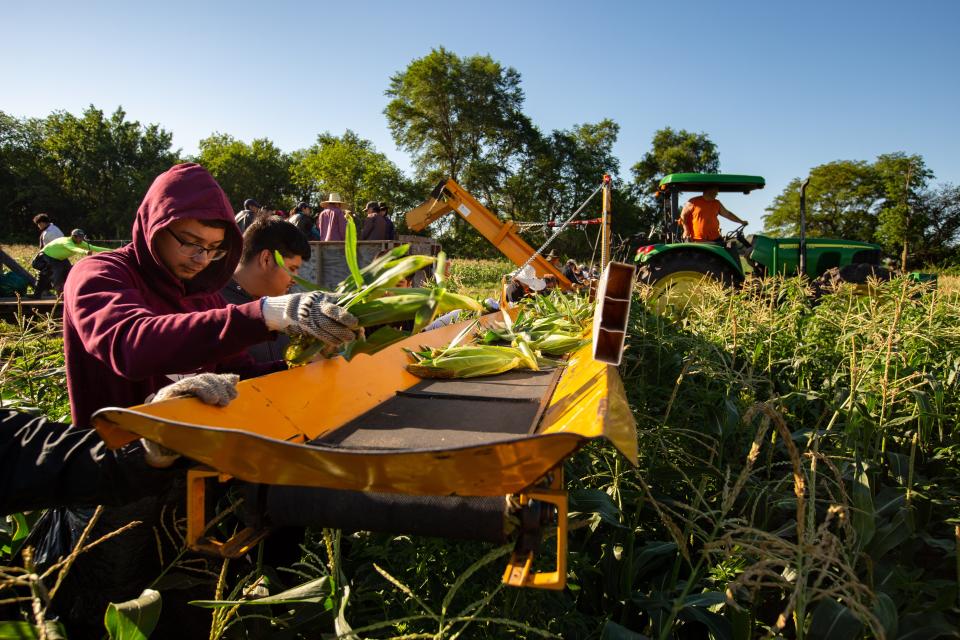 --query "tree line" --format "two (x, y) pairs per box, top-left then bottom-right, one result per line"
(2, 46), (957, 266)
